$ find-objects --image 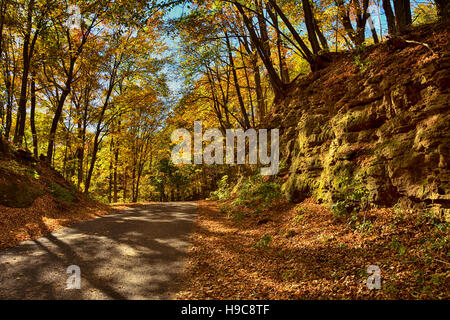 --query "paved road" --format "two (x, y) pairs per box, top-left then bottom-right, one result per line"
(0, 202), (197, 299)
